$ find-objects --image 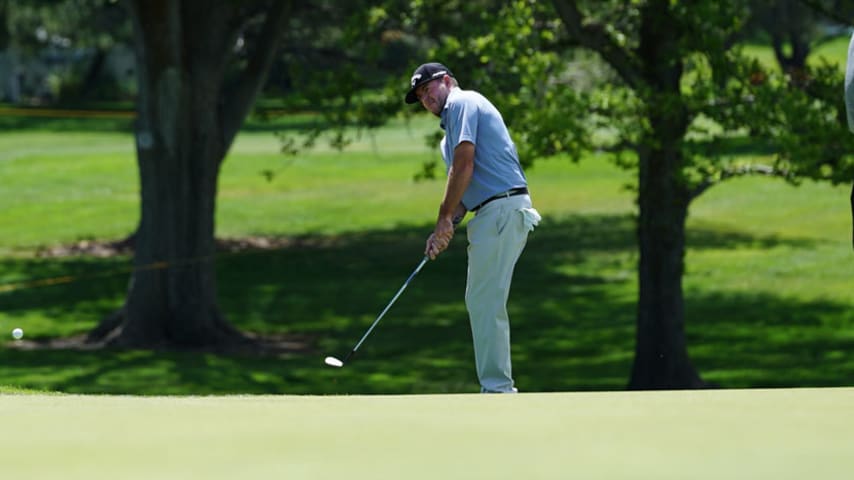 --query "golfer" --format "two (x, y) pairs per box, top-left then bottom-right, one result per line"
(846, 31), (854, 250)
(405, 62), (541, 393)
